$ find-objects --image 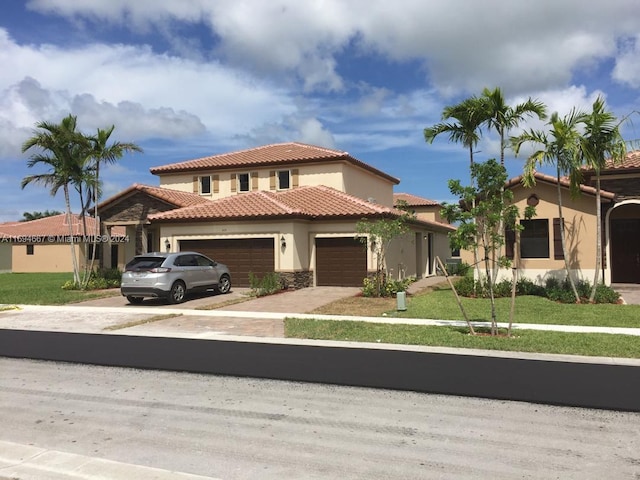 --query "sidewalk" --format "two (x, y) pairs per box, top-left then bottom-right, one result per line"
(0, 440), (220, 480)
(1, 274), (639, 339)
